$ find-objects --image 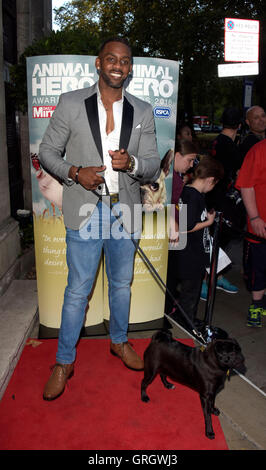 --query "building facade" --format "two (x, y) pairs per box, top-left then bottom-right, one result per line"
(0, 0), (52, 294)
